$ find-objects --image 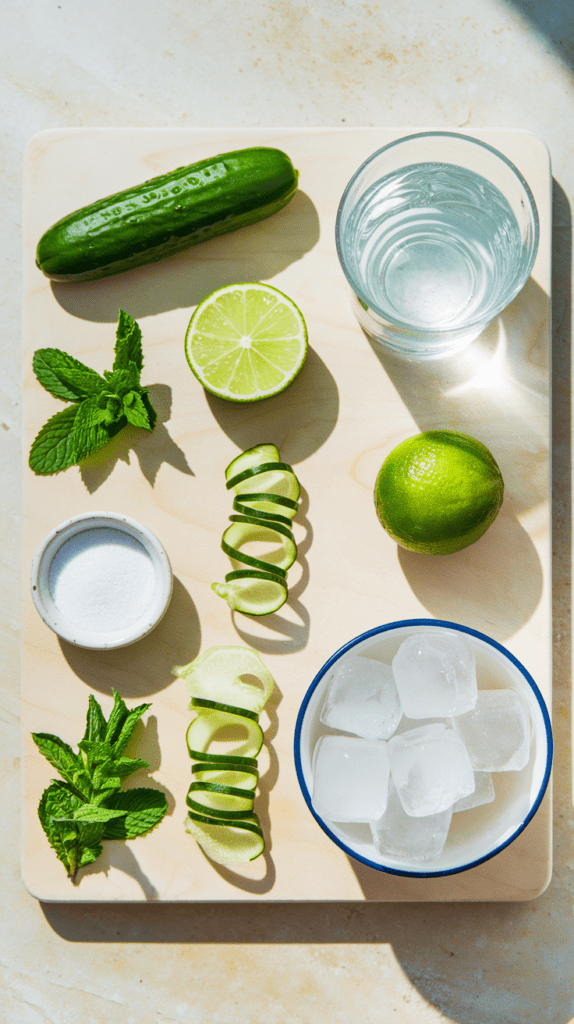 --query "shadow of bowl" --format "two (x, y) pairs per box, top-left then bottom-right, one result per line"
(58, 575), (201, 698)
